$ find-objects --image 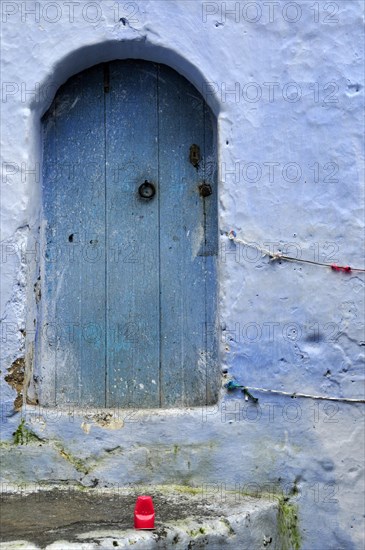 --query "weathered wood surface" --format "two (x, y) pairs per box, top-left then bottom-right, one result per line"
(39, 60), (218, 408)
